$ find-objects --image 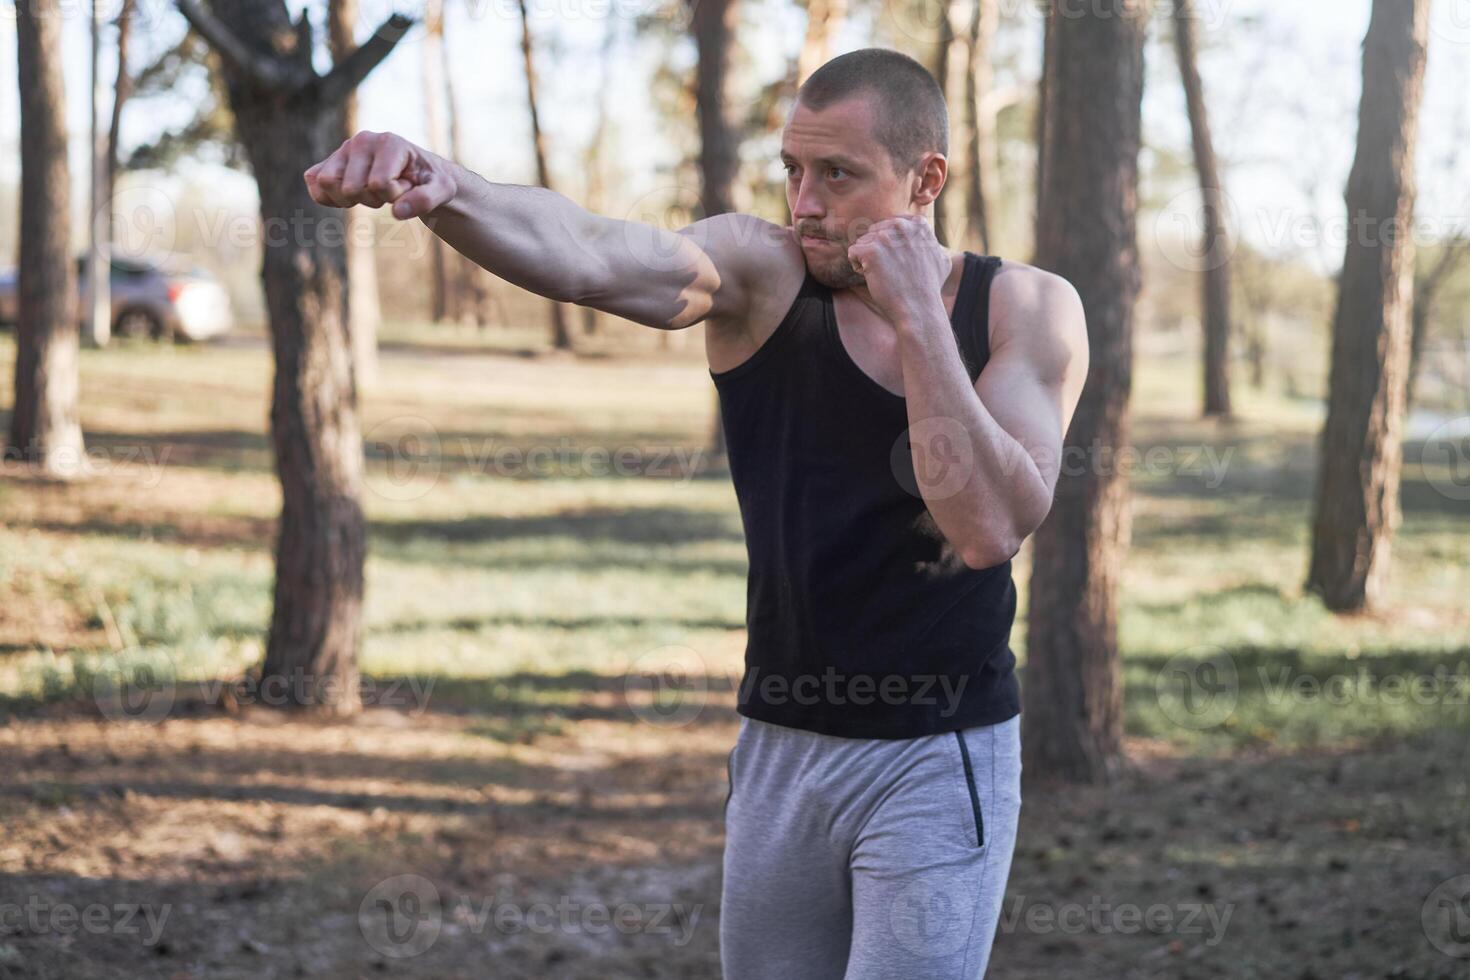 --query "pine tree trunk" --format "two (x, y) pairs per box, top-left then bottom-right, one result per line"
(690, 0), (740, 470)
(929, 0), (959, 247)
(8, 0), (84, 477)
(964, 0), (997, 253)
(330, 0), (381, 387)
(1023, 0), (1147, 786)
(106, 0), (135, 245)
(1174, 0), (1233, 417)
(517, 0), (572, 350)
(1306, 0), (1429, 612)
(181, 0), (408, 713)
(1031, 3), (1055, 261)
